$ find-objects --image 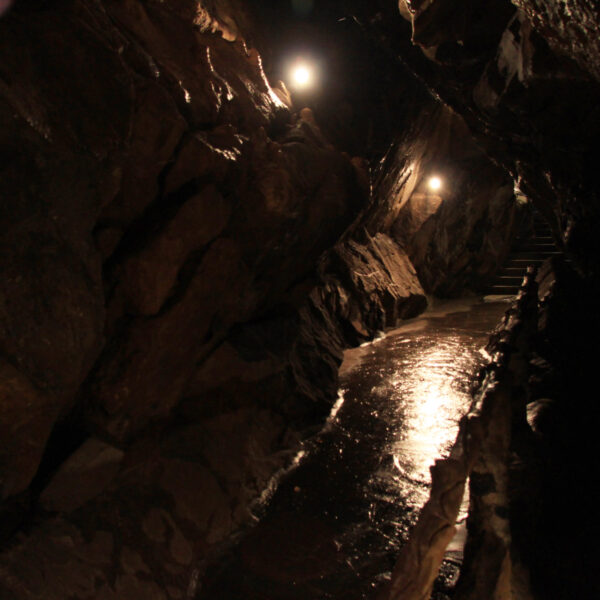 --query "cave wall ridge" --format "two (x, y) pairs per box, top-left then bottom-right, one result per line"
(0, 1), (431, 597)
